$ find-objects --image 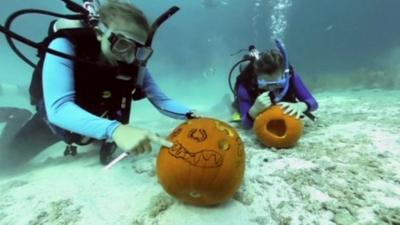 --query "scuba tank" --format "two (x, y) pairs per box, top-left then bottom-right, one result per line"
(228, 45), (260, 96)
